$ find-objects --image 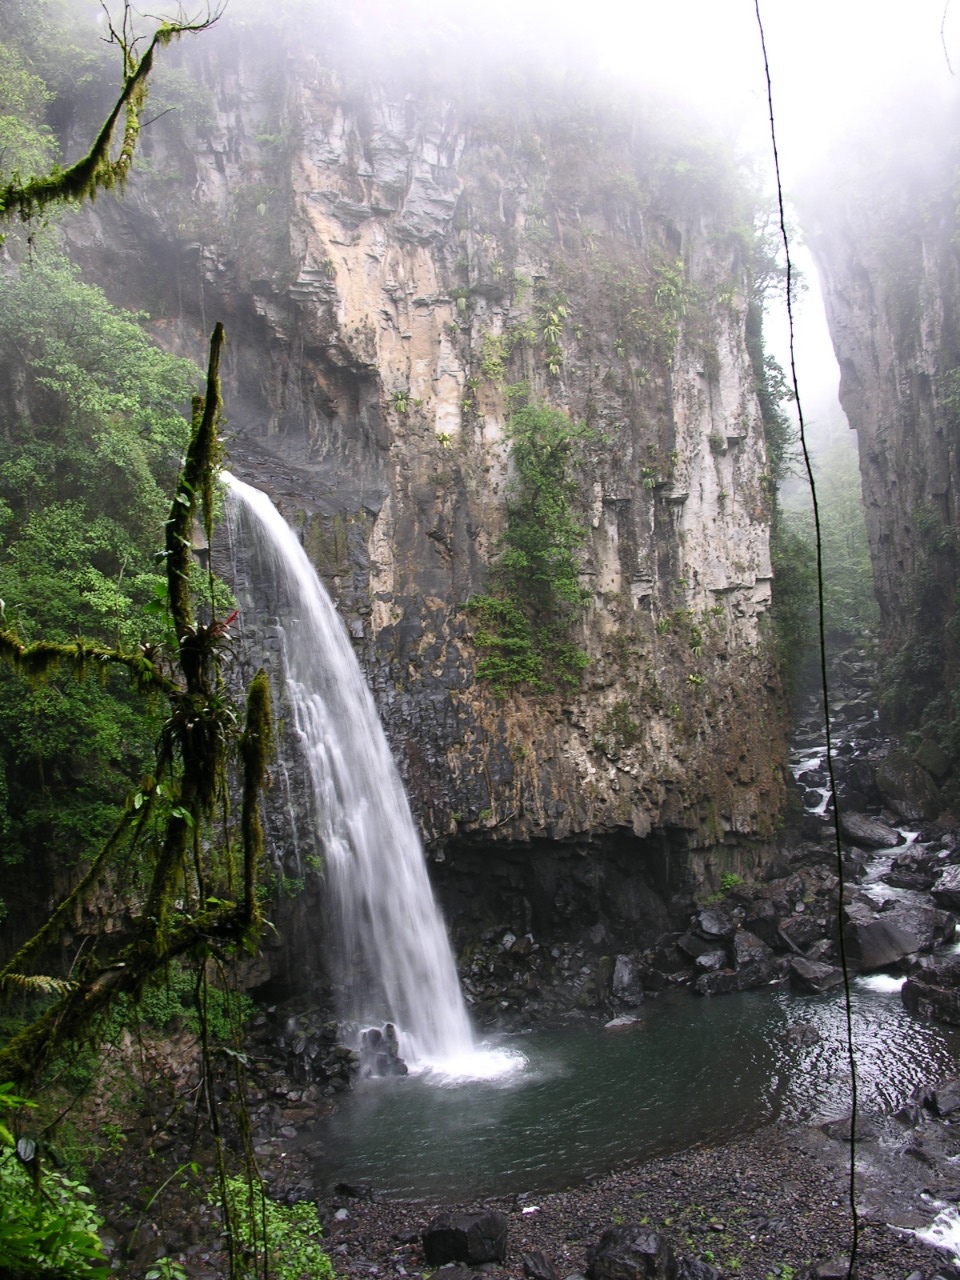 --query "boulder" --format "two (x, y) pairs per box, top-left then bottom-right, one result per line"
(742, 898), (780, 946)
(932, 865), (960, 909)
(931, 1078), (960, 1117)
(676, 932), (721, 961)
(902, 956), (960, 1027)
(586, 1226), (677, 1280)
(783, 1020), (822, 1045)
(691, 907), (736, 941)
(422, 1211), (509, 1265)
(876, 749), (941, 822)
(788, 956), (844, 993)
(523, 1251), (560, 1280)
(694, 969), (740, 996)
(676, 1262), (720, 1280)
(778, 913), (825, 951)
(839, 811), (903, 849)
(913, 738), (953, 783)
(732, 929), (780, 988)
(886, 848), (940, 892)
(844, 899), (953, 969)
(612, 955), (645, 1007)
